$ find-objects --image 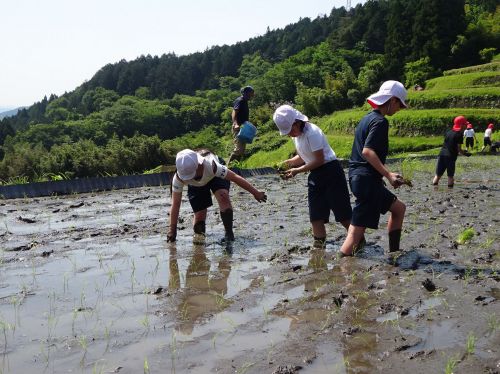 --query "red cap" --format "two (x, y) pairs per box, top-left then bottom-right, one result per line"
(453, 116), (467, 132)
(466, 123), (472, 129)
(488, 123), (494, 129)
